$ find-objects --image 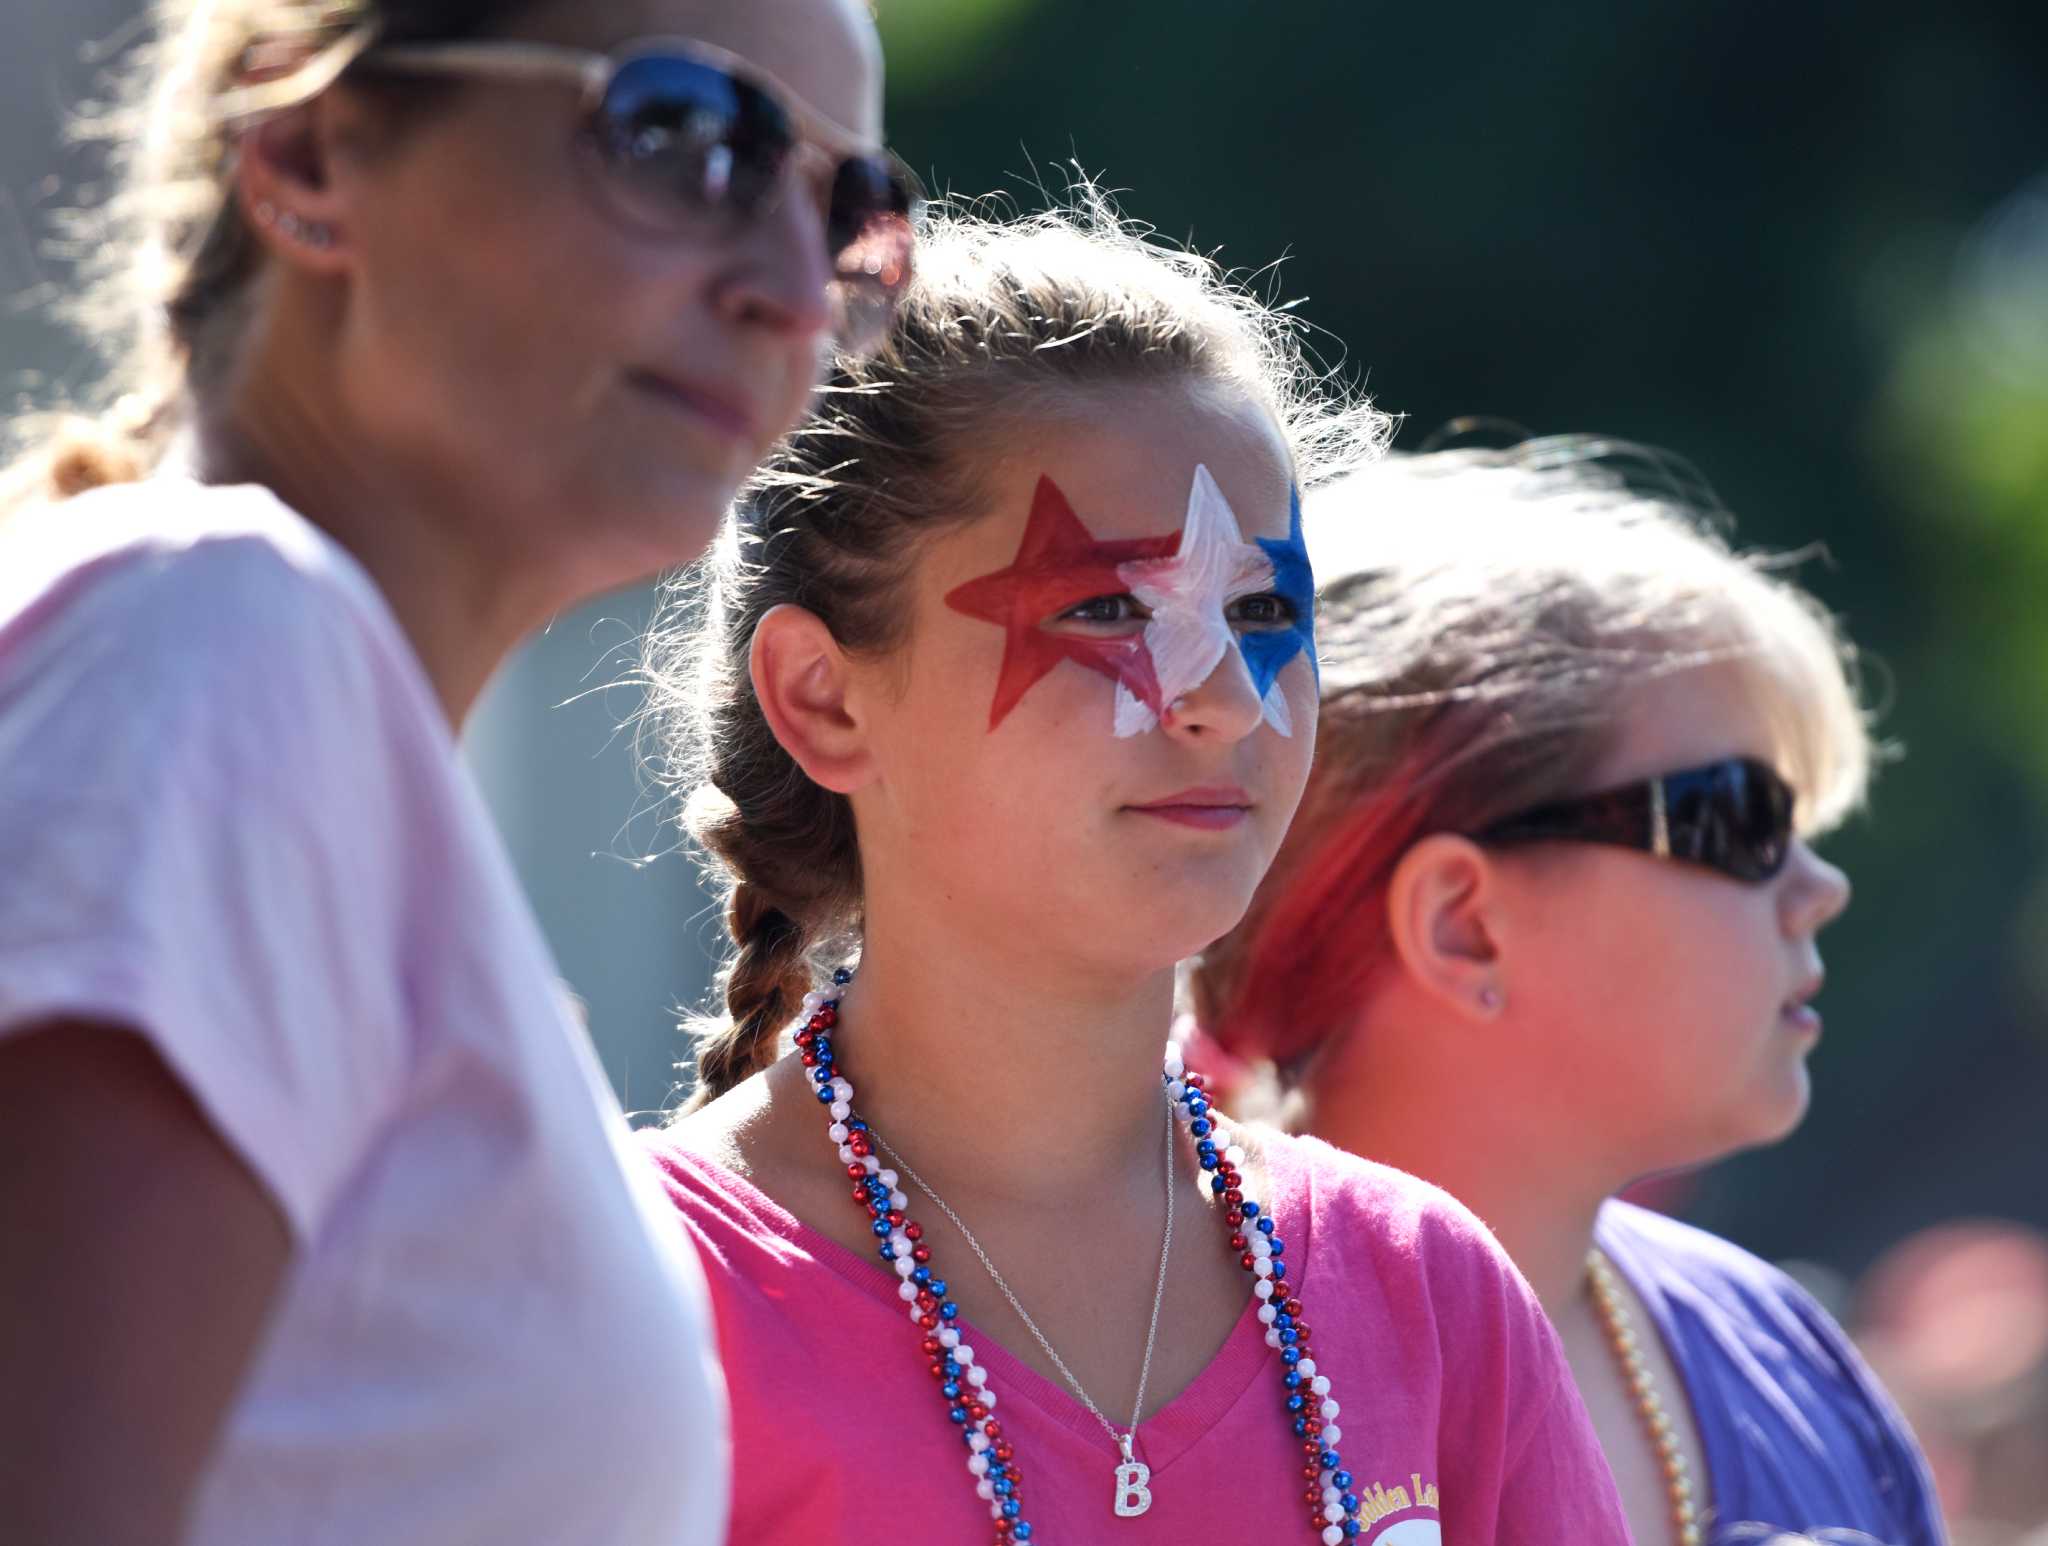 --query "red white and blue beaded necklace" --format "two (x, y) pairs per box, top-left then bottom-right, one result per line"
(794, 967), (1369, 1545)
